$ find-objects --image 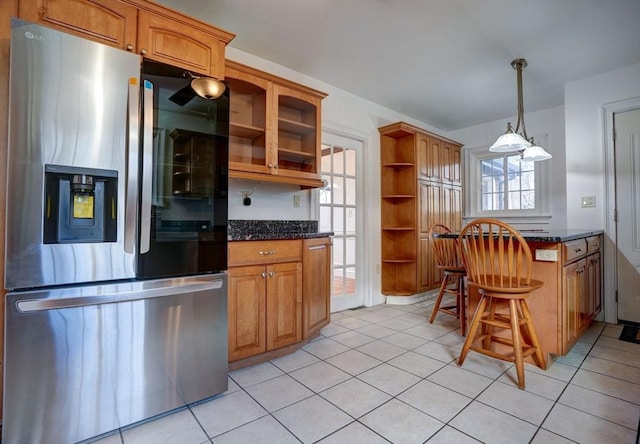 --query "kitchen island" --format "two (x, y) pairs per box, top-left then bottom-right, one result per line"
(440, 229), (604, 364)
(227, 220), (333, 370)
